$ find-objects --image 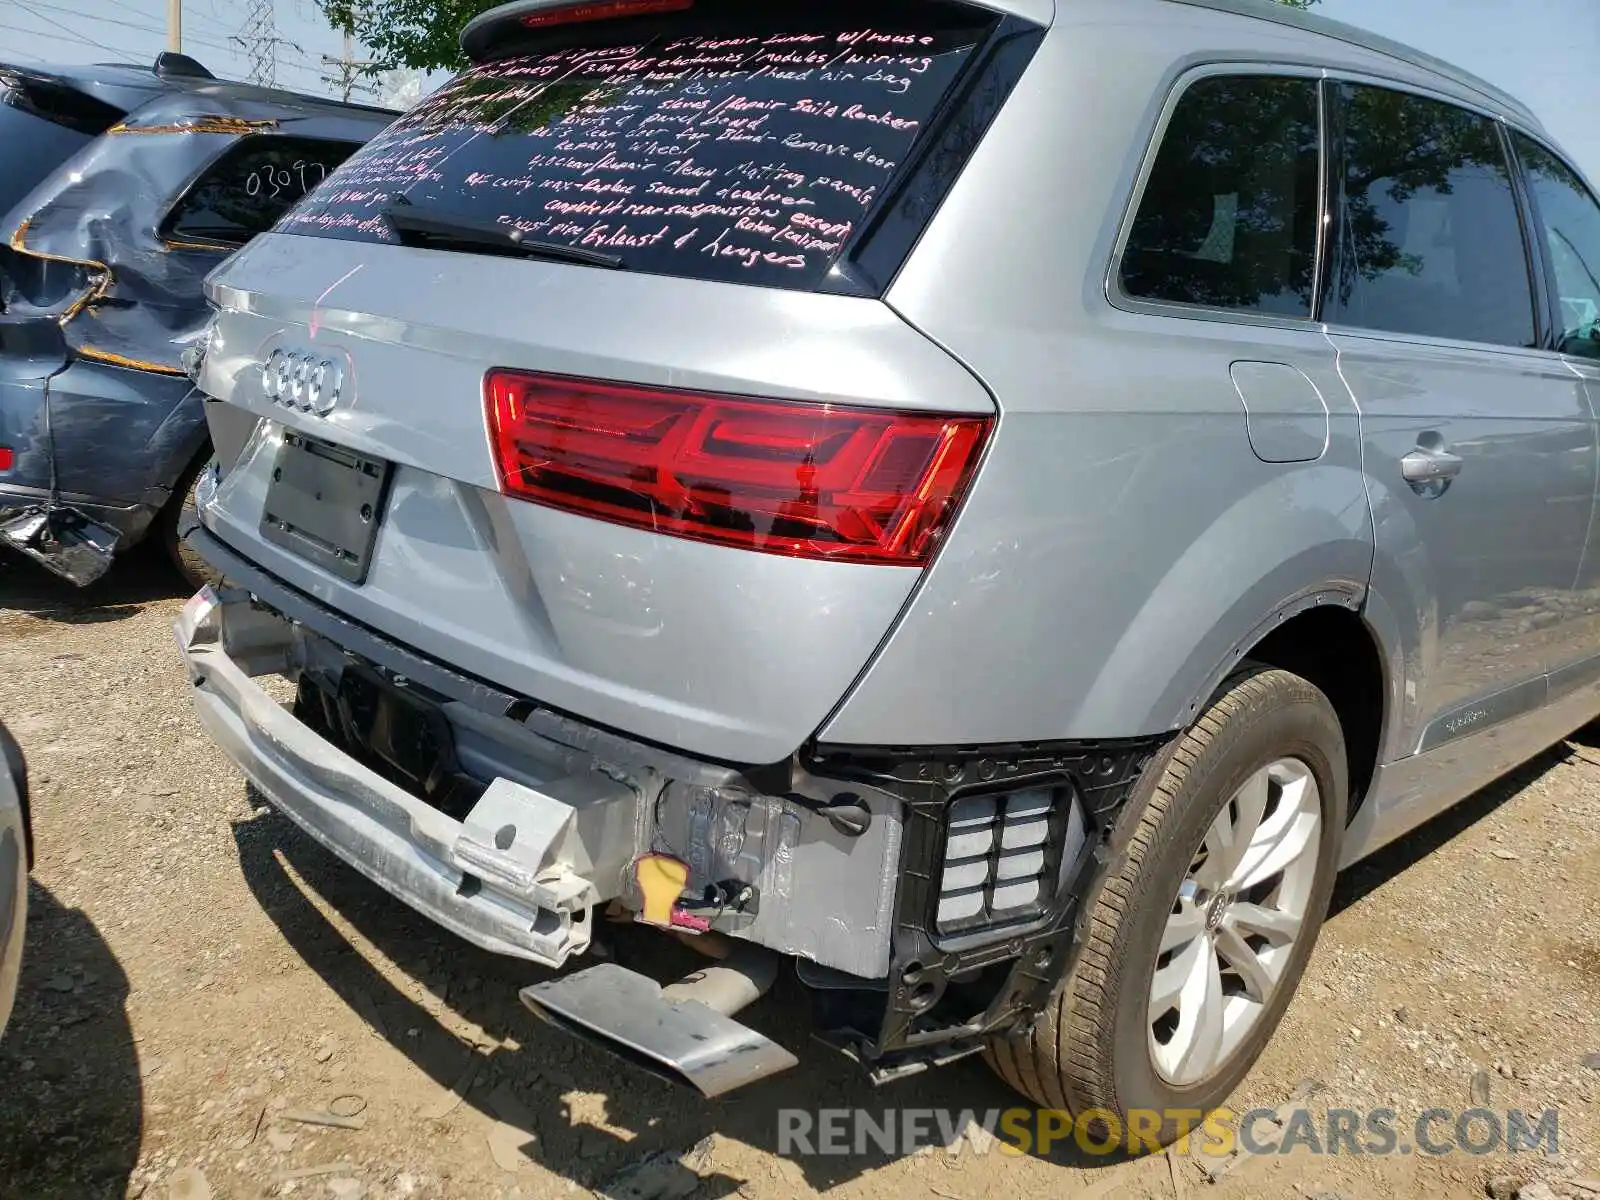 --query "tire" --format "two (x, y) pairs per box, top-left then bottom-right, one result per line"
(985, 664), (1347, 1148)
(160, 452), (222, 592)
